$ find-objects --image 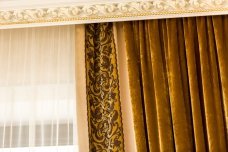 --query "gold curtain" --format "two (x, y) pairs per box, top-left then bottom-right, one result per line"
(85, 23), (124, 152)
(120, 15), (228, 151)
